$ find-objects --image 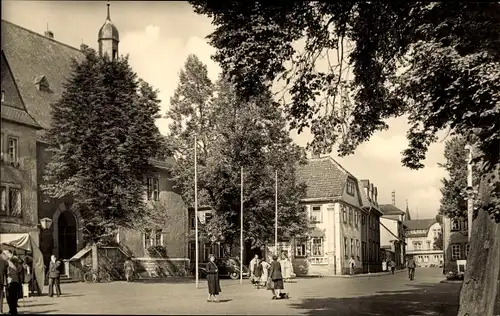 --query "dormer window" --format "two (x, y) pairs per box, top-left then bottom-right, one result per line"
(34, 75), (50, 92)
(346, 179), (355, 196)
